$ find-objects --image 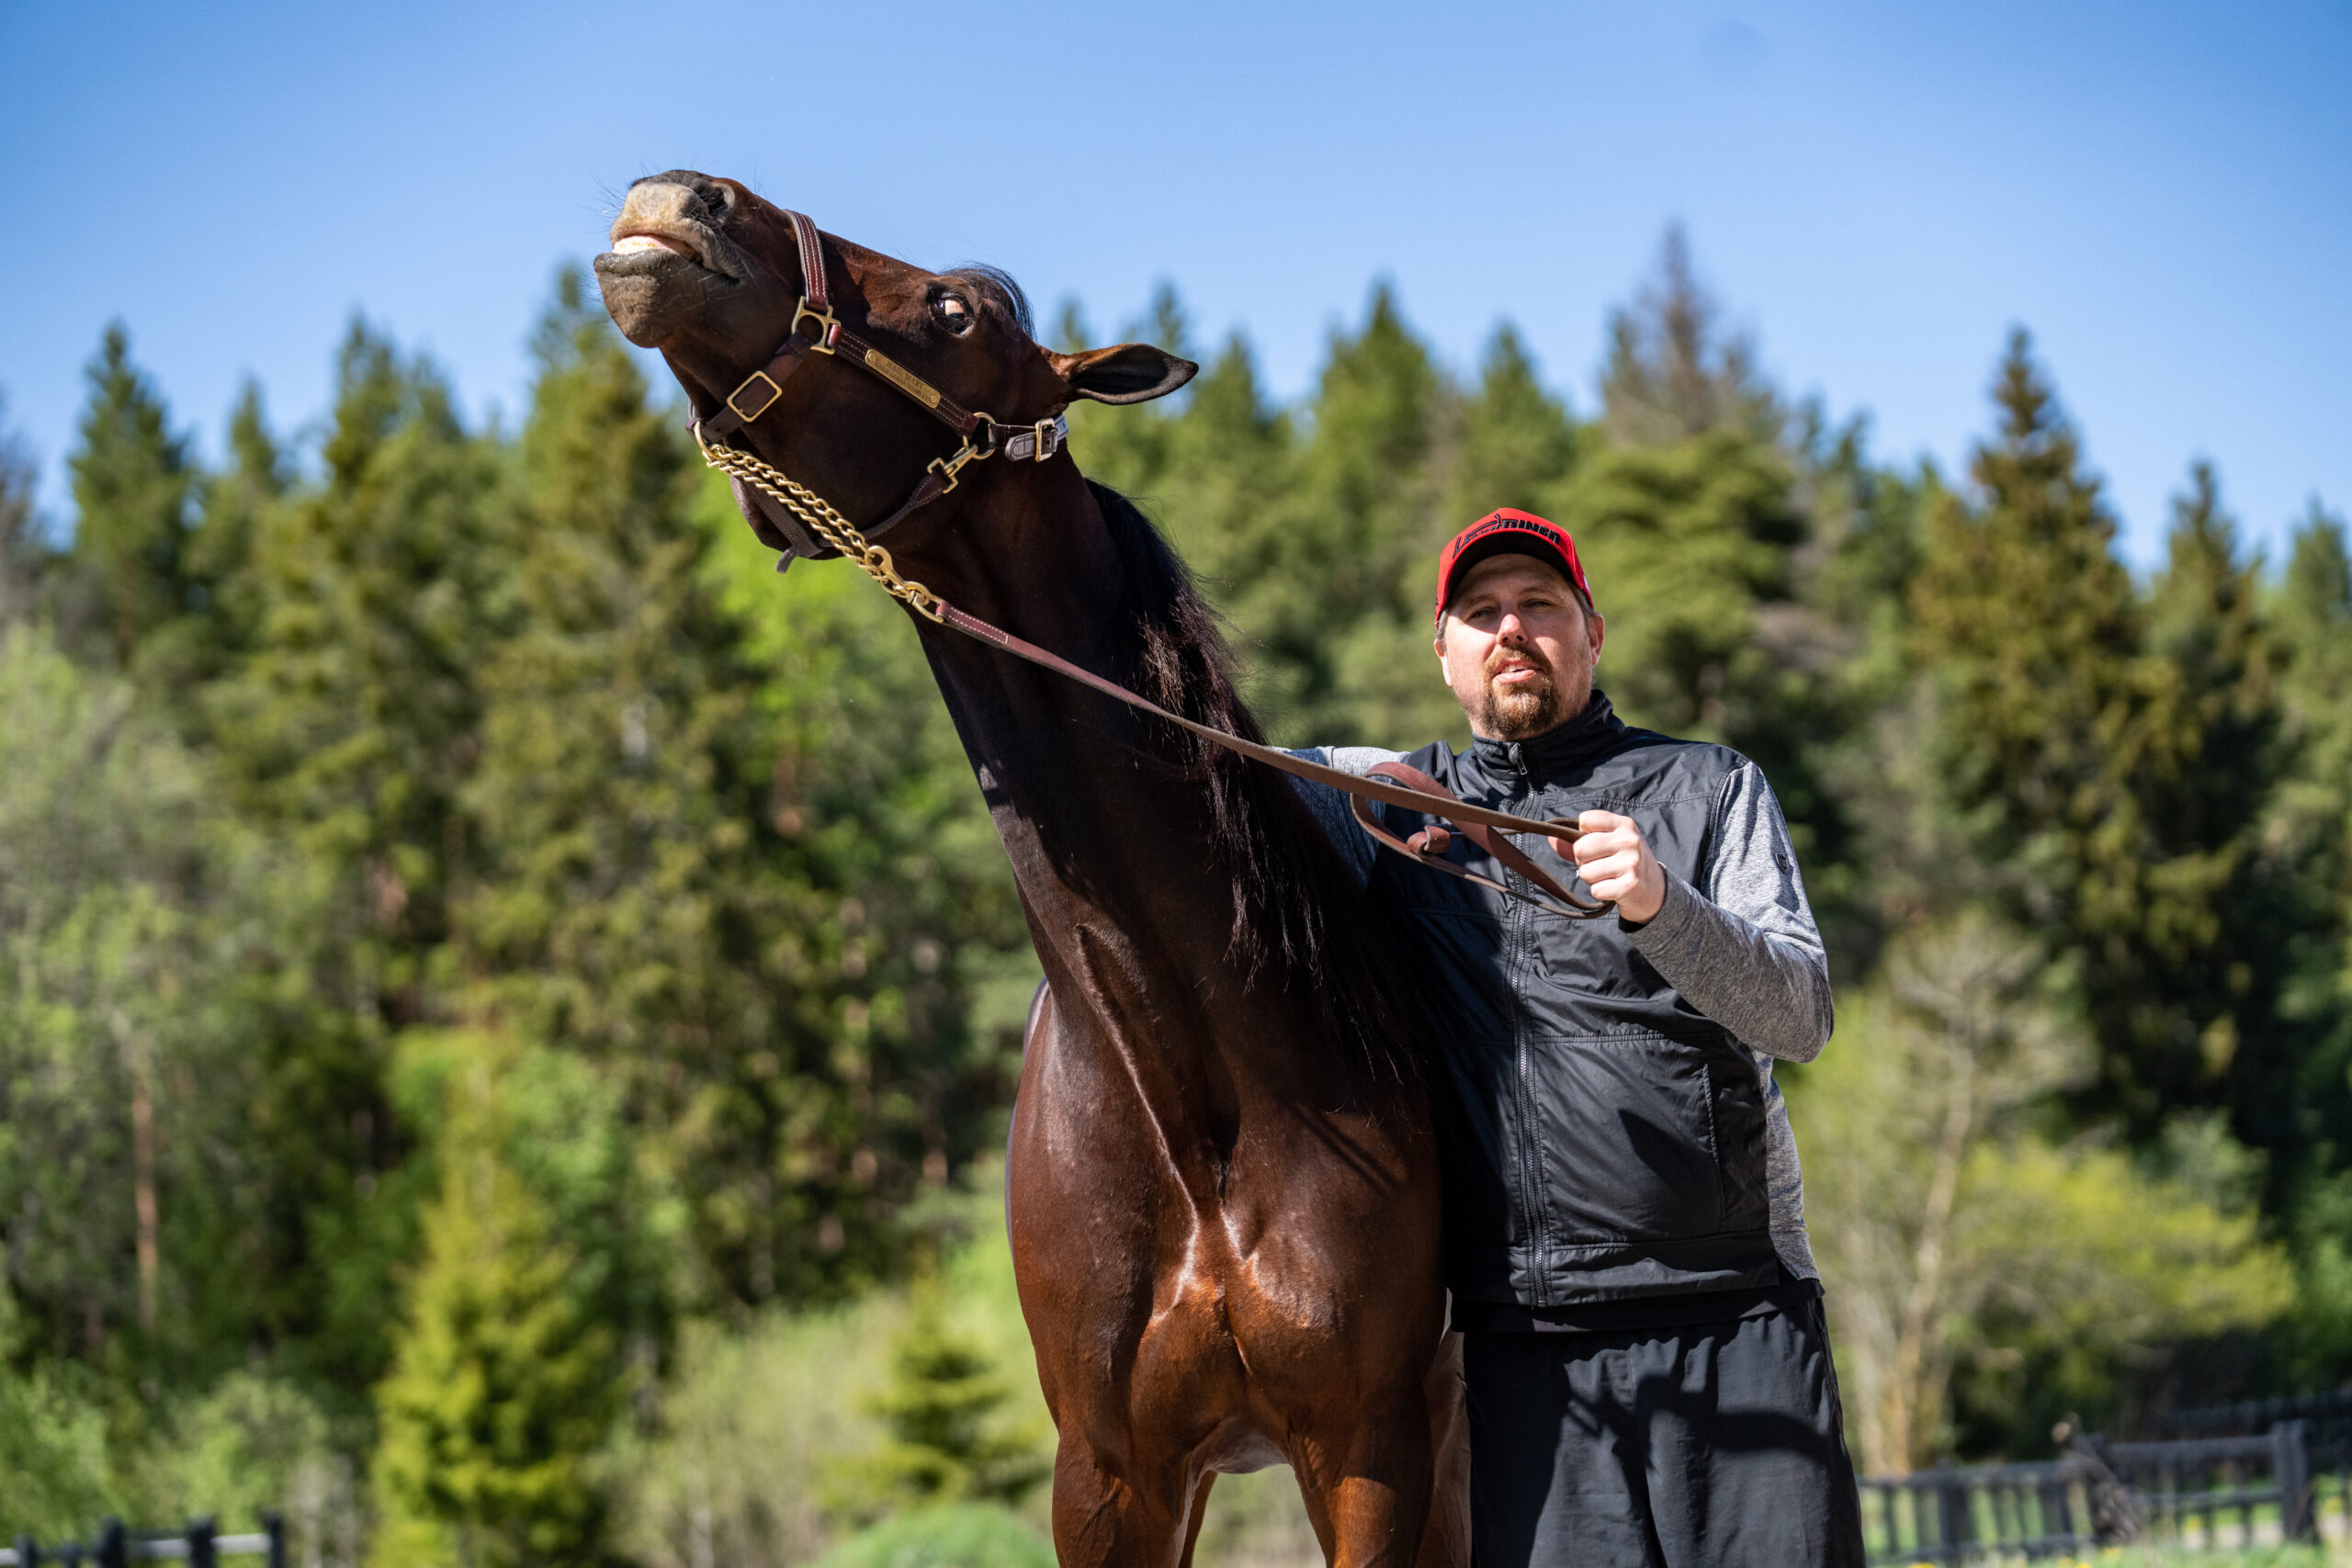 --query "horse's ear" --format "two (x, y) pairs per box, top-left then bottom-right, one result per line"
(1046, 343), (1198, 405)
